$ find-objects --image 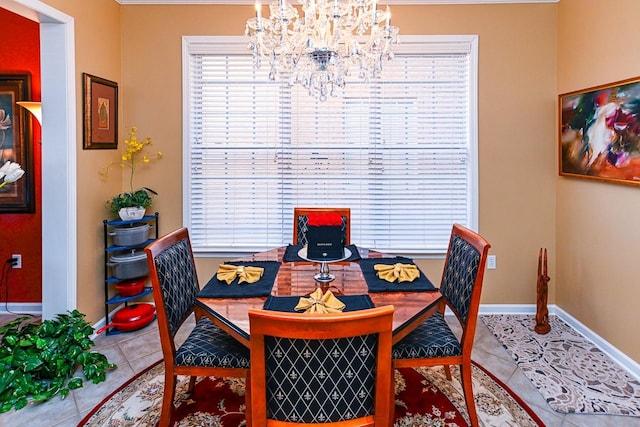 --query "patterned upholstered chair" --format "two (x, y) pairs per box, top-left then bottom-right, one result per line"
(391, 223), (491, 427)
(145, 227), (251, 426)
(248, 305), (394, 426)
(293, 207), (351, 245)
